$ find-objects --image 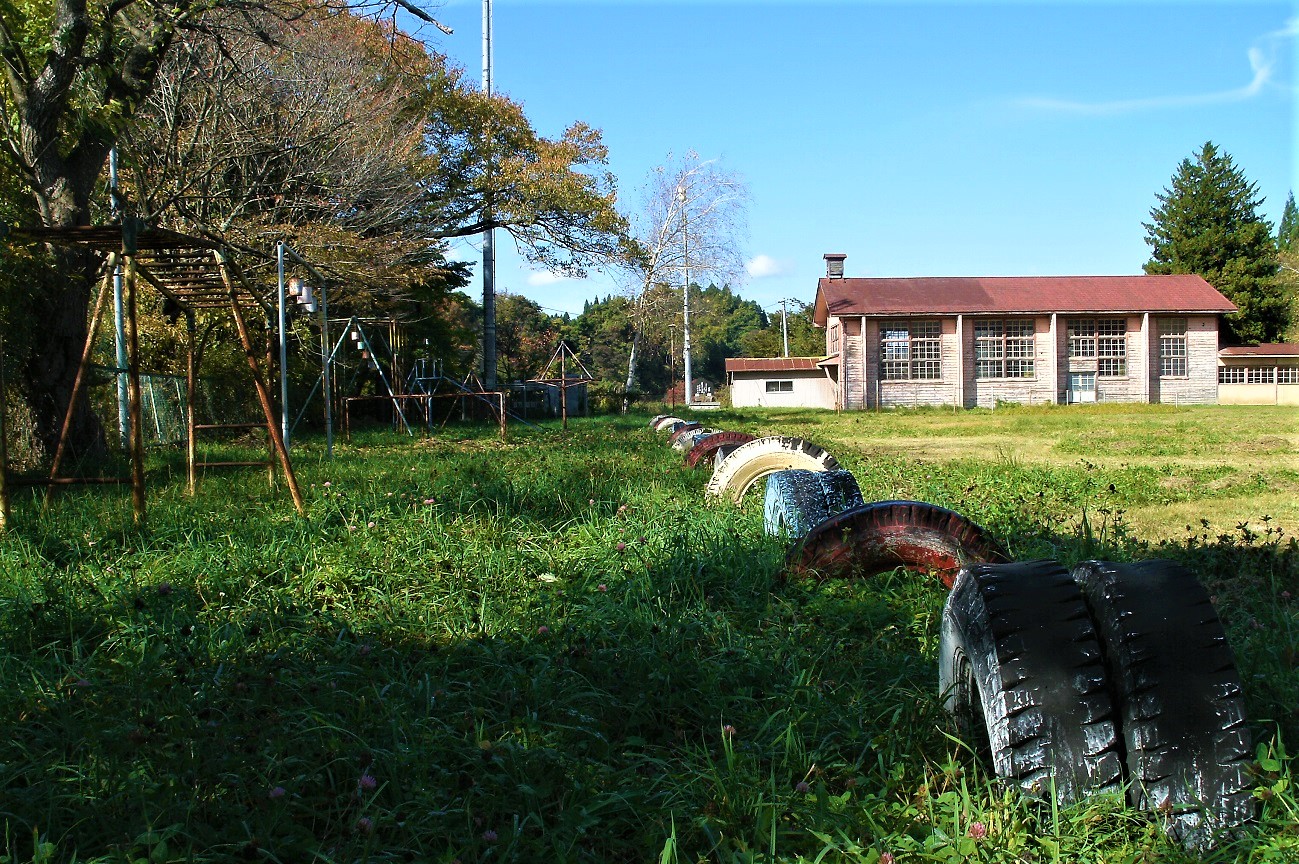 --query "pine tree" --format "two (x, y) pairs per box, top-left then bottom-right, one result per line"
(1279, 192), (1299, 252)
(1143, 142), (1286, 344)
